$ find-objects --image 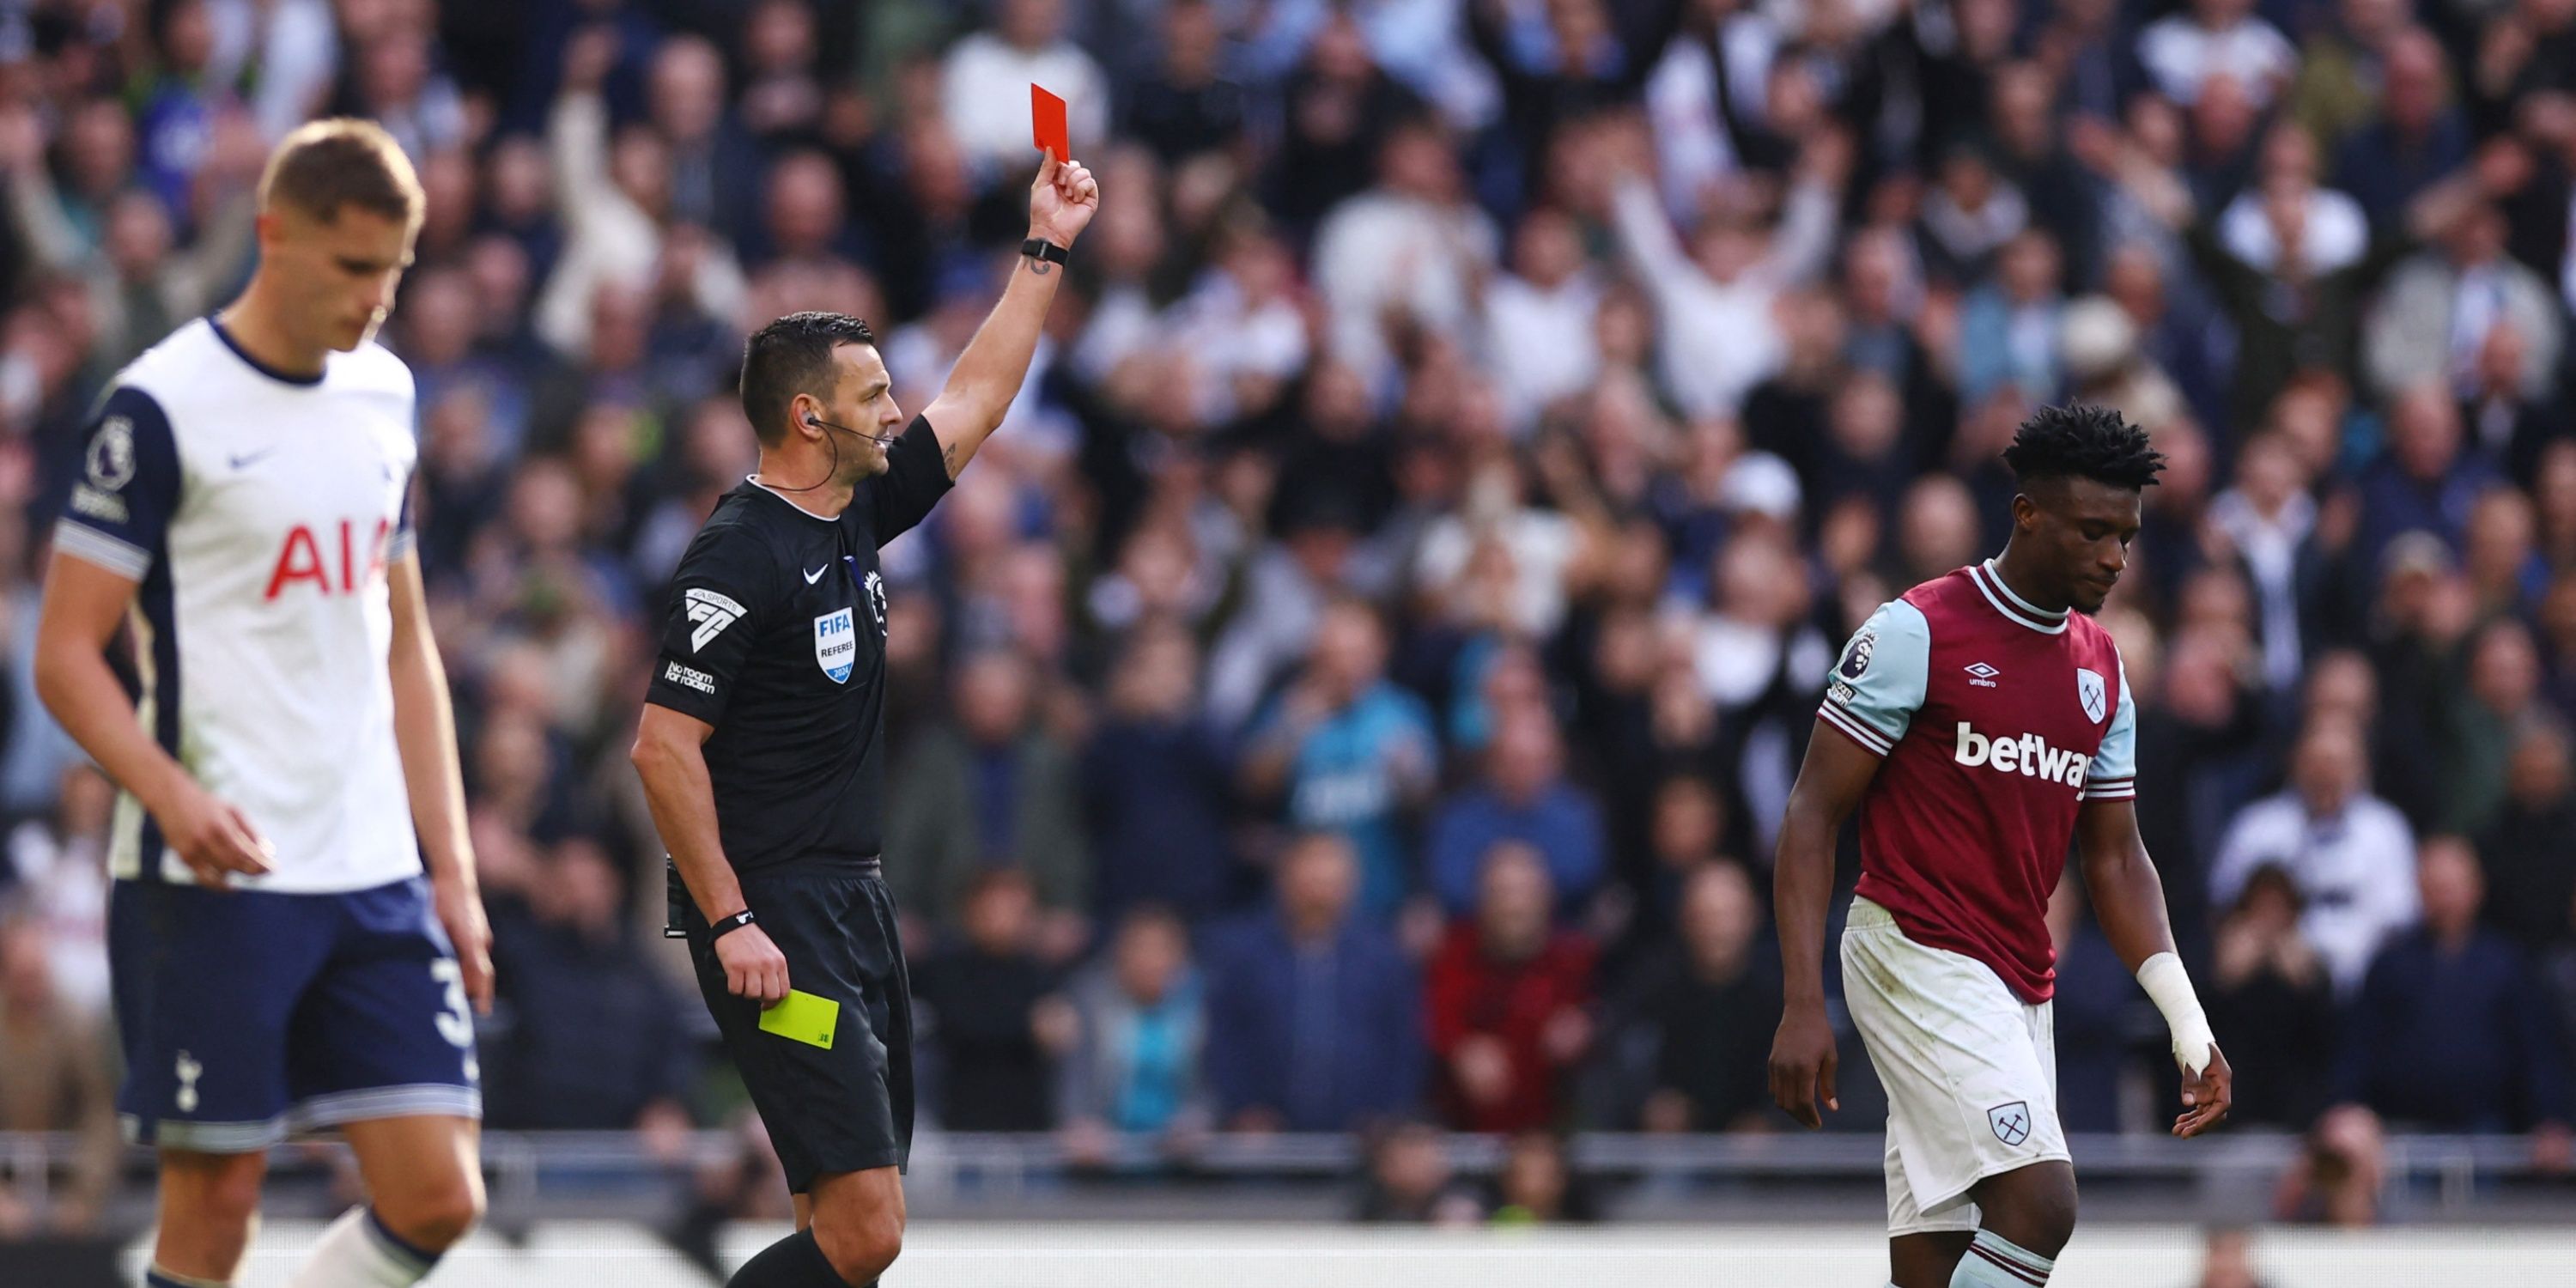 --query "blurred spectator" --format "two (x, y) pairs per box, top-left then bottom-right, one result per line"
(2273, 1103), (2386, 1227)
(1485, 205), (1603, 431)
(2434, 618), (2547, 835)
(2205, 432), (2319, 692)
(2358, 383), (2503, 568)
(1957, 229), (2068, 405)
(535, 25), (744, 361)
(2208, 714), (2420, 994)
(1425, 842), (1596, 1133)
(1592, 861), (1776, 1133)
(643, 34), (758, 247)
(0, 914), (115, 1235)
(2335, 837), (2572, 1142)
(1238, 599), (1438, 918)
(1120, 0), (1247, 164)
(2366, 204), (2559, 403)
(483, 837), (696, 1139)
(1352, 1118), (1483, 1224)
(1605, 116), (1838, 418)
(1425, 704), (1606, 919)
(1057, 906), (1210, 1158)
(2138, 0), (2298, 110)
(1483, 1129), (1600, 1225)
(2477, 717), (2576, 957)
(3, 763), (112, 1019)
(1081, 619), (1236, 926)
(942, 0), (1110, 173)
(887, 648), (1092, 953)
(2190, 1226), (2275, 1288)
(1312, 115), (1497, 392)
(914, 869), (1069, 1133)
(2204, 866), (2337, 1129)
(1202, 832), (1423, 1134)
